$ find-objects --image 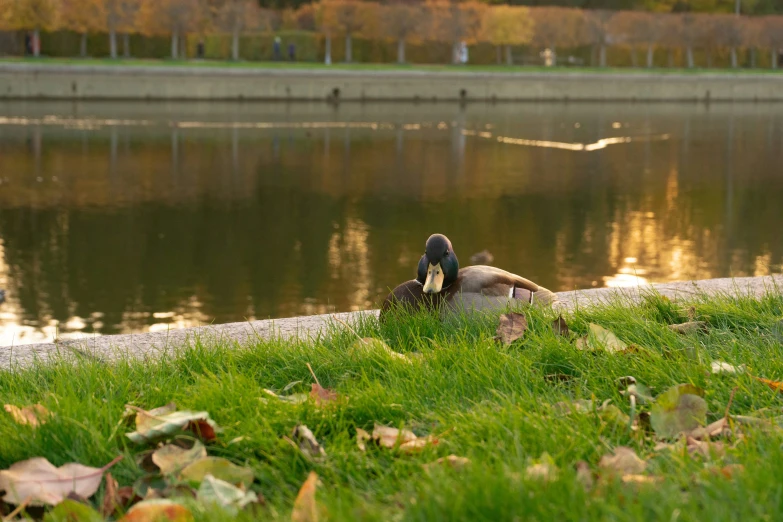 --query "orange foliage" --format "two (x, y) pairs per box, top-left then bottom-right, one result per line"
(529, 6), (587, 49)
